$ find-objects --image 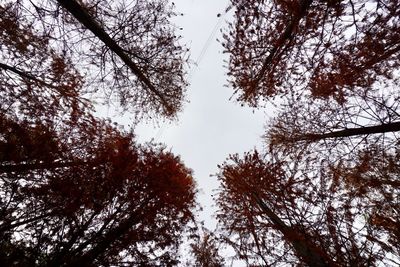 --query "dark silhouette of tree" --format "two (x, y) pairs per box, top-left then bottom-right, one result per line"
(186, 229), (225, 267)
(56, 0), (177, 115)
(0, 116), (197, 266)
(223, 0), (400, 106)
(1, 0), (188, 120)
(215, 150), (399, 266)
